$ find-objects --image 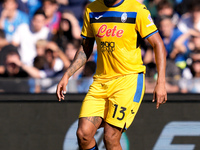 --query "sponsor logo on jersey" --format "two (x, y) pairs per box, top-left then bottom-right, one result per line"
(121, 12), (127, 23)
(96, 24), (124, 38)
(101, 41), (115, 53)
